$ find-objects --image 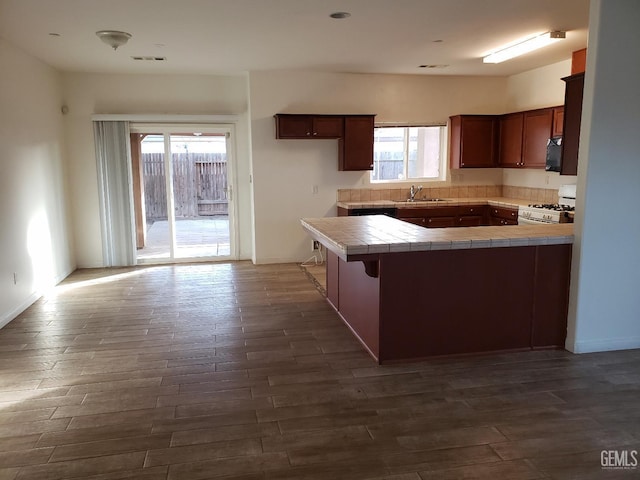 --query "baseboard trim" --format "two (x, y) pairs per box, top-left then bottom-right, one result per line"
(0, 291), (42, 330)
(568, 337), (640, 354)
(0, 266), (75, 330)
